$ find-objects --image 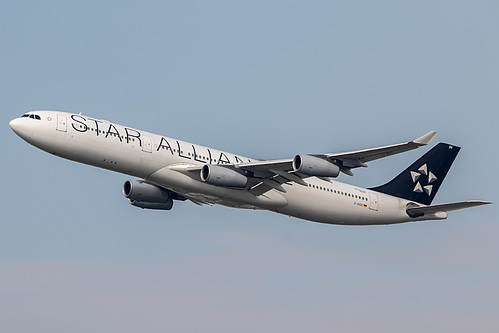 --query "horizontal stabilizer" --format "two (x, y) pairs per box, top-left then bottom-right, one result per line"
(406, 200), (491, 218)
